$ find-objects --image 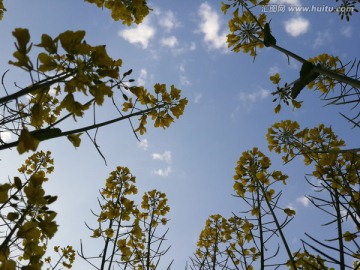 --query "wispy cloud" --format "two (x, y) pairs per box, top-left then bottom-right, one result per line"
(284, 17), (309, 37)
(189, 42), (196, 51)
(152, 151), (172, 163)
(268, 65), (280, 76)
(158, 10), (180, 32)
(178, 63), (191, 86)
(197, 2), (228, 51)
(180, 75), (191, 86)
(161, 36), (178, 48)
(138, 138), (149, 150)
(296, 196), (310, 207)
(194, 93), (203, 103)
(239, 88), (270, 103)
(119, 18), (155, 49)
(341, 26), (352, 38)
(232, 88), (270, 117)
(179, 64), (186, 73)
(270, 0), (301, 5)
(152, 151), (172, 177)
(313, 30), (332, 48)
(137, 68), (148, 86)
(153, 167), (172, 177)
